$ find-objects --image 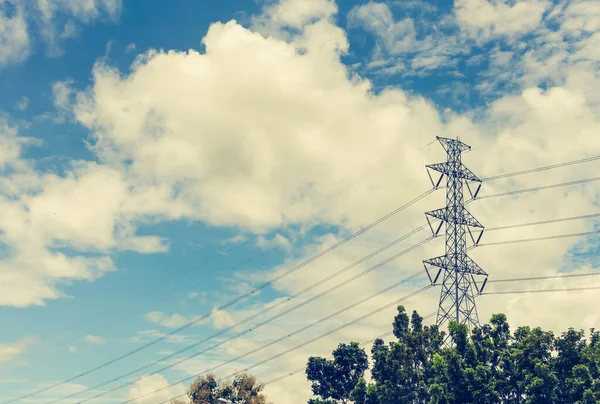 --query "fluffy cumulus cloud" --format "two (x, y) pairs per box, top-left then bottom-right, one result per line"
(0, 0), (121, 67)
(67, 19), (439, 233)
(0, 146), (176, 307)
